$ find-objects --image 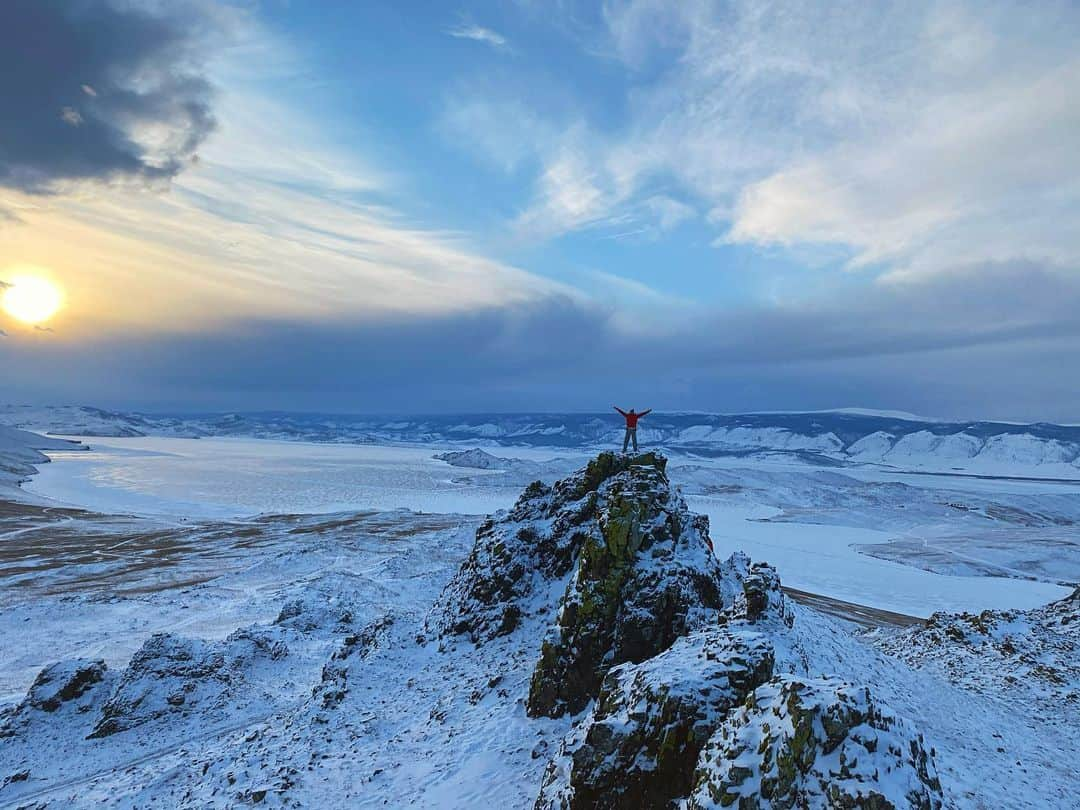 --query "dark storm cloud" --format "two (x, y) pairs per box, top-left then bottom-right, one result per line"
(0, 0), (218, 193)
(5, 261), (1080, 421)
